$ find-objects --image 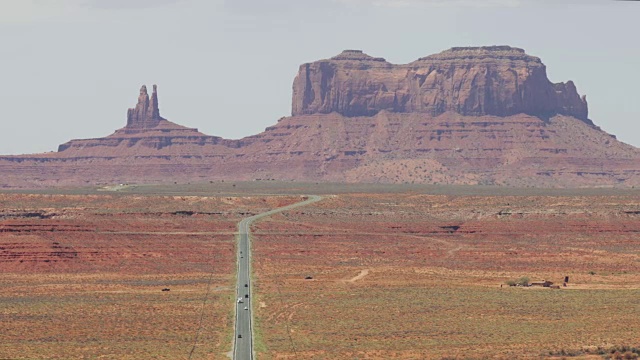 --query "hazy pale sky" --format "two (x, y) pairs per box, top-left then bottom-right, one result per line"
(0, 0), (638, 154)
